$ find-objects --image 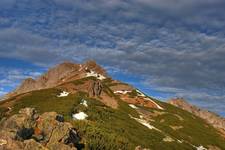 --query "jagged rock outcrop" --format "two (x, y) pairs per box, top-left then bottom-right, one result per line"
(89, 80), (103, 97)
(168, 98), (225, 136)
(0, 108), (80, 150)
